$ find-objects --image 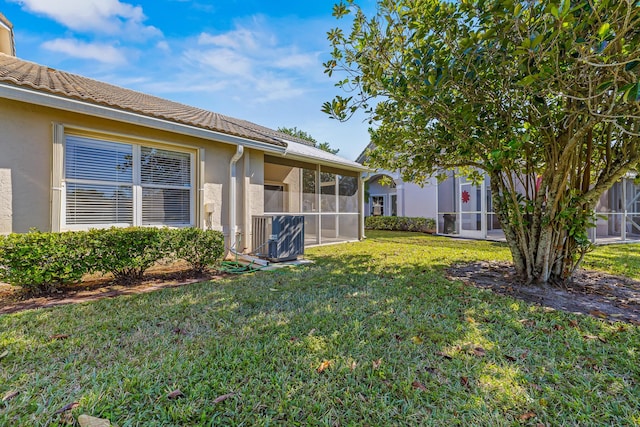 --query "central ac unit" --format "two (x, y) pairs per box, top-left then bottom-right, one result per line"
(252, 215), (305, 262)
